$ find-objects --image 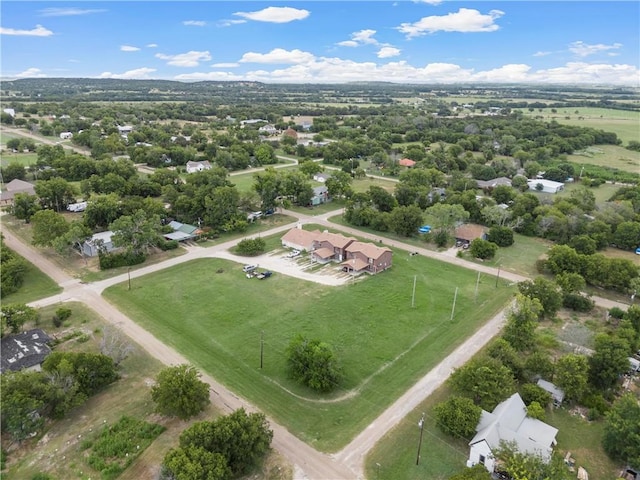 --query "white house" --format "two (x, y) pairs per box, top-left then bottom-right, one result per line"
(185, 160), (212, 174)
(82, 231), (117, 257)
(117, 125), (133, 134)
(467, 393), (558, 473)
(313, 172), (332, 183)
(59, 132), (73, 140)
(527, 179), (565, 194)
(258, 124), (278, 135)
(3, 108), (15, 118)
